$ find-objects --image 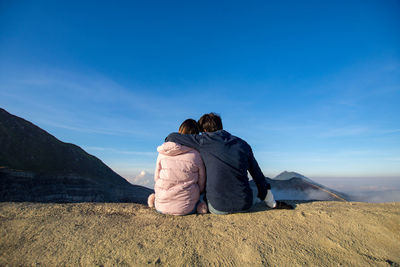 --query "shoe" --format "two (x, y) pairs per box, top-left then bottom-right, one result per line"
(197, 202), (208, 214)
(147, 193), (155, 208)
(275, 201), (294, 210)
